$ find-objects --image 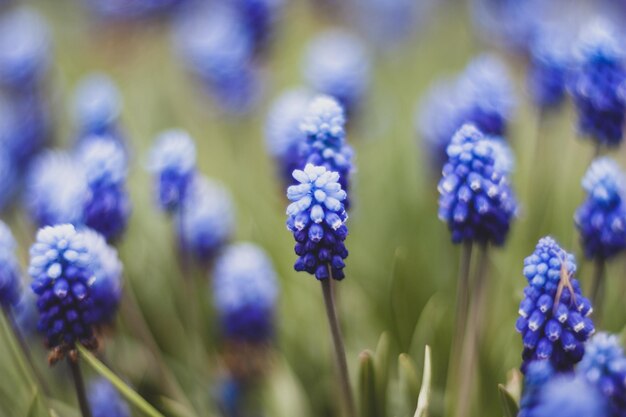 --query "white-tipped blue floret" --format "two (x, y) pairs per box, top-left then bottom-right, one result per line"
(72, 73), (122, 132)
(582, 157), (625, 205)
(148, 129), (196, 176)
(287, 164), (347, 221)
(300, 95), (346, 146)
(77, 137), (127, 187)
(576, 19), (624, 62)
(264, 88), (311, 158)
